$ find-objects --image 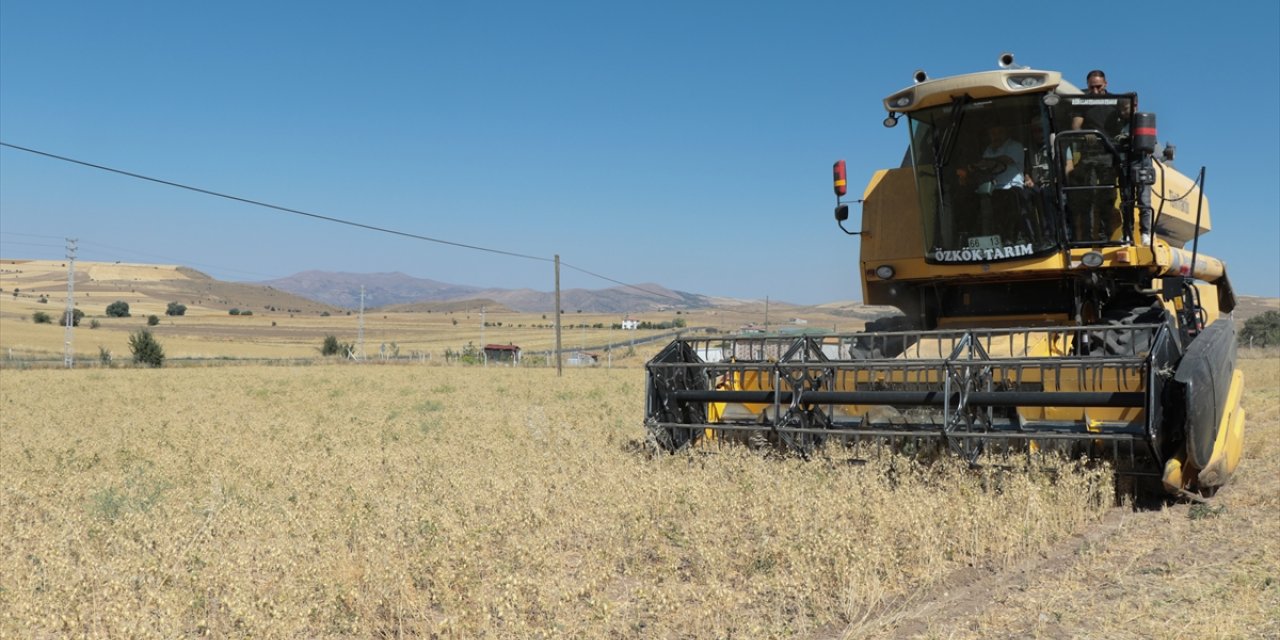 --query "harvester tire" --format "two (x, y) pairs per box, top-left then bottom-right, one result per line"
(1085, 301), (1172, 356)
